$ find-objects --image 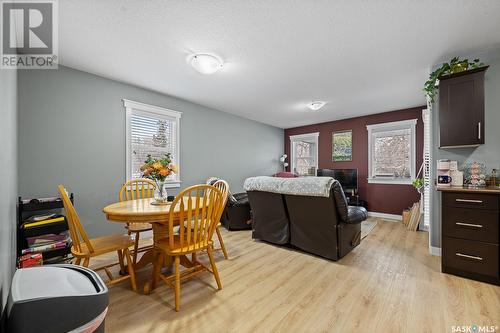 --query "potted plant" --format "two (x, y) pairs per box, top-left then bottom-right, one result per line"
(412, 178), (424, 194)
(423, 57), (486, 103)
(140, 153), (178, 203)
